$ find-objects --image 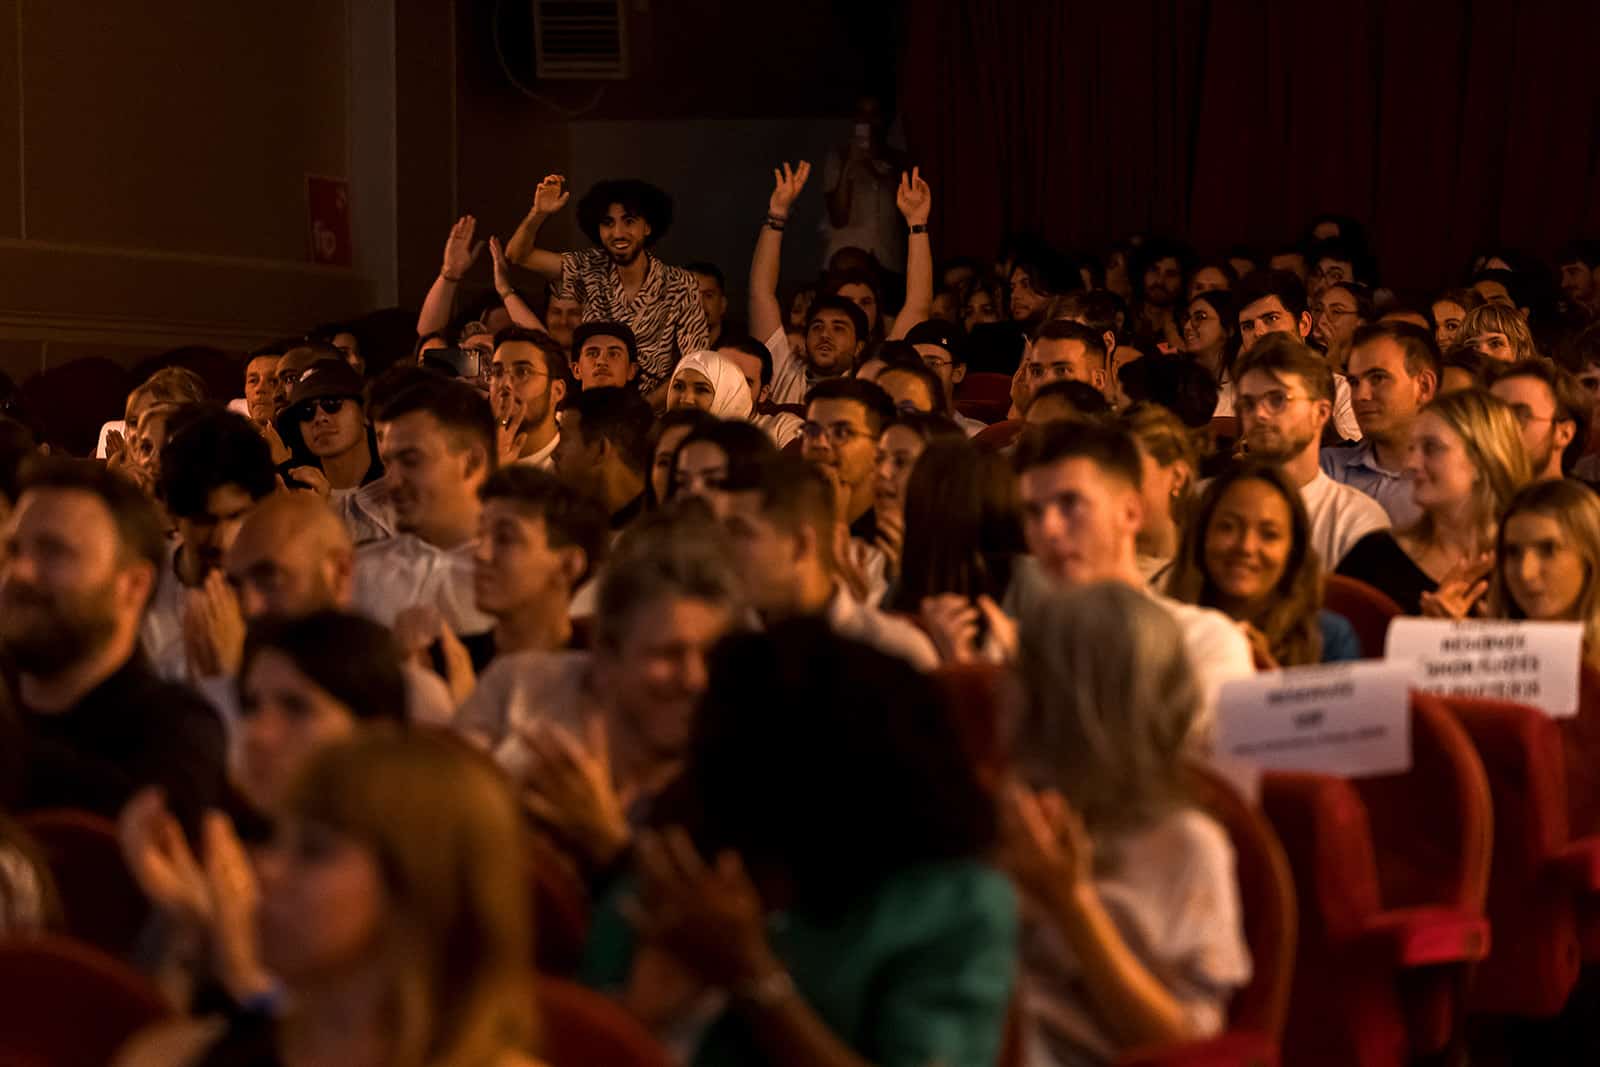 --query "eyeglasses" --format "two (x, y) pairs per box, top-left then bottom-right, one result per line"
(1234, 389), (1300, 416)
(801, 421), (870, 445)
(920, 356), (953, 371)
(297, 397), (350, 420)
(1311, 305), (1357, 320)
(487, 364), (549, 384)
(1507, 405), (1556, 429)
